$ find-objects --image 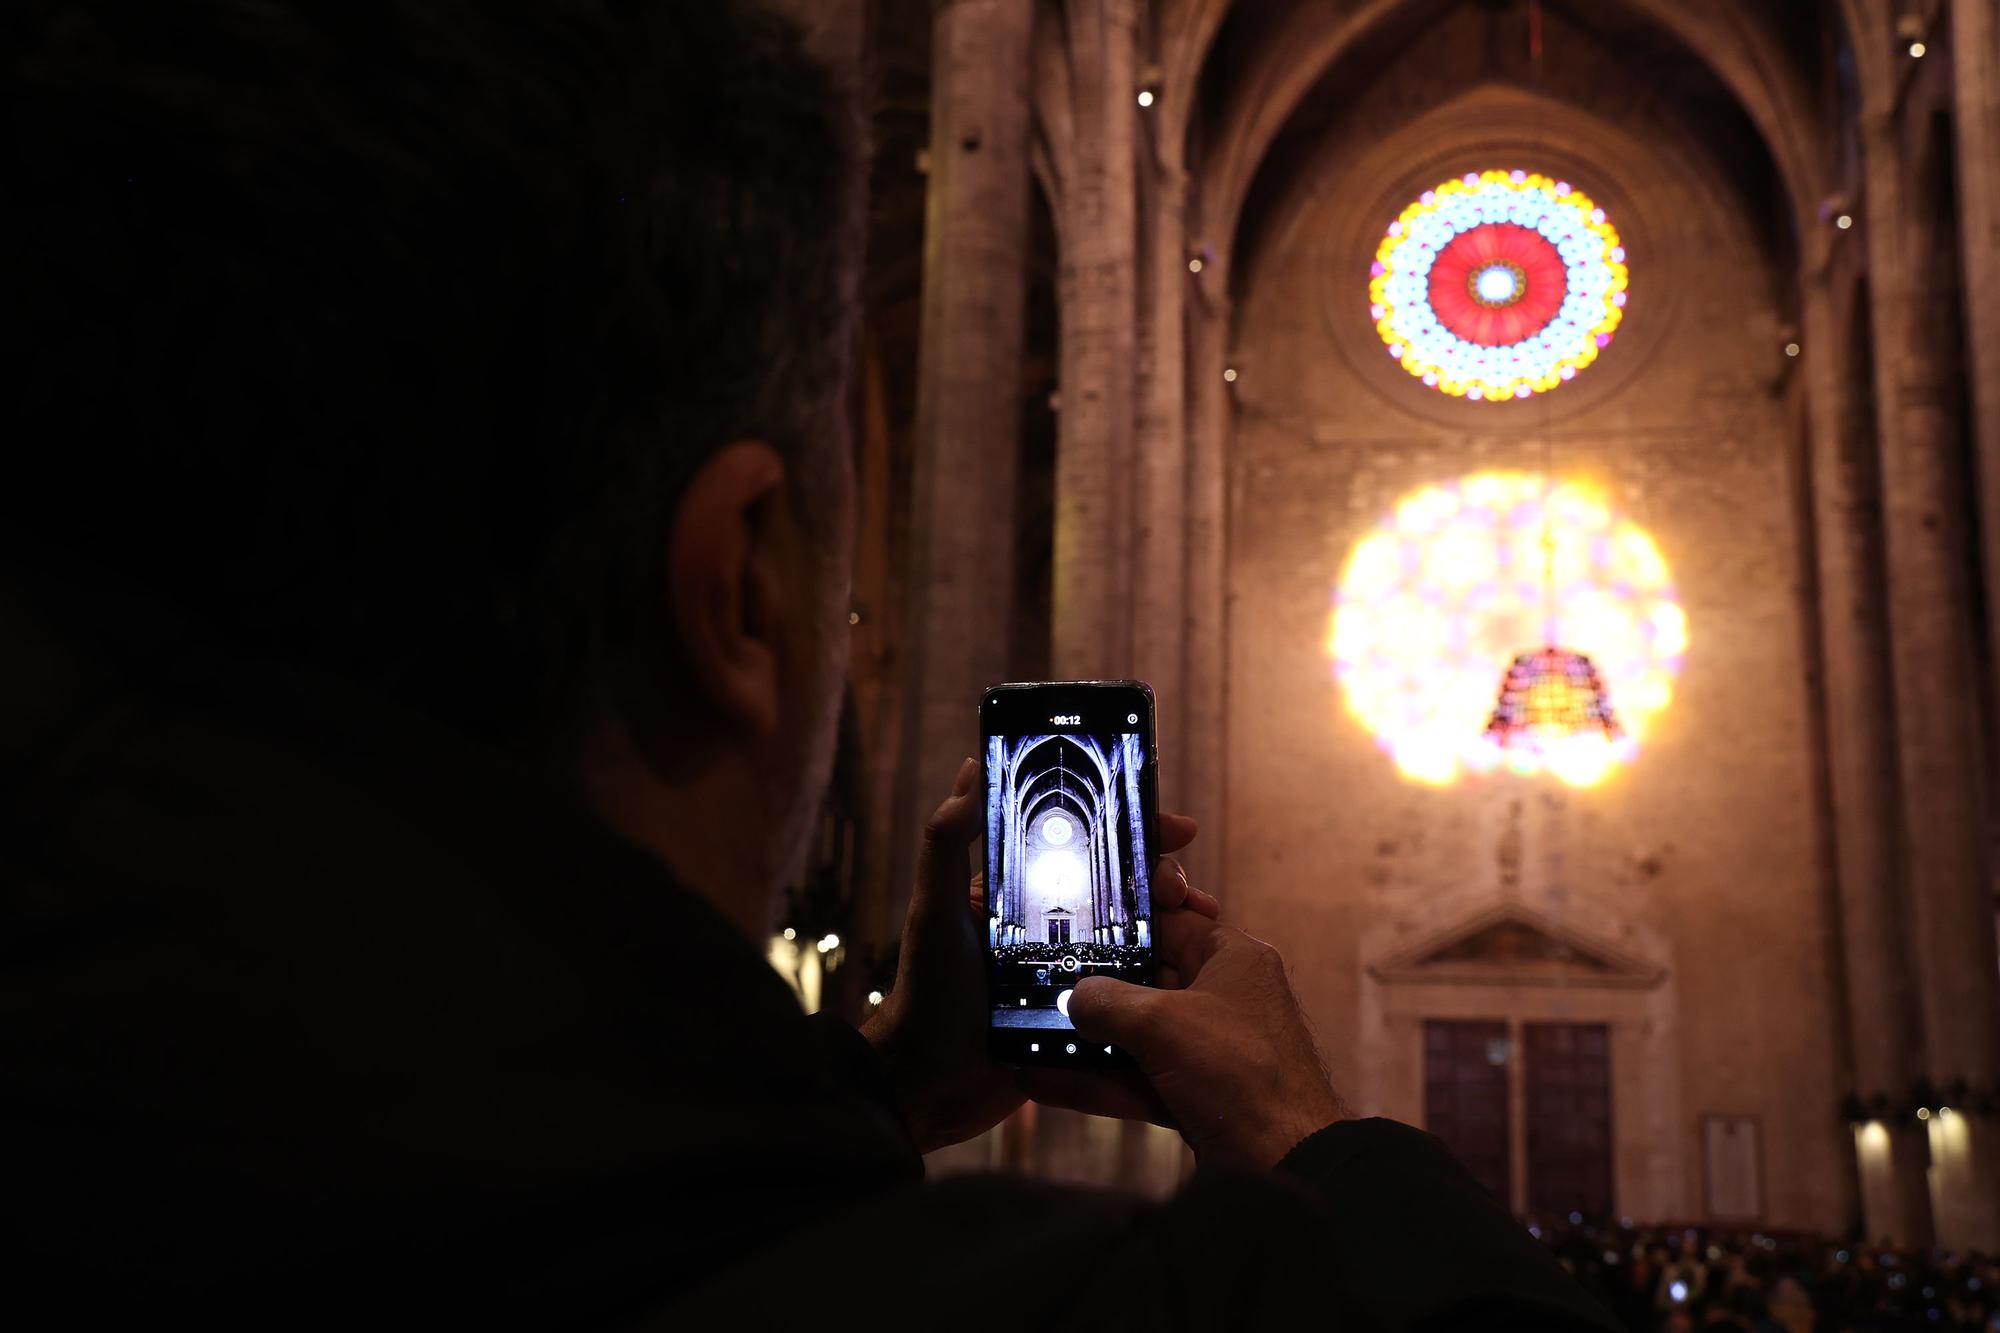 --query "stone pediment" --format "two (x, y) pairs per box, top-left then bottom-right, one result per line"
(1369, 903), (1664, 989)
